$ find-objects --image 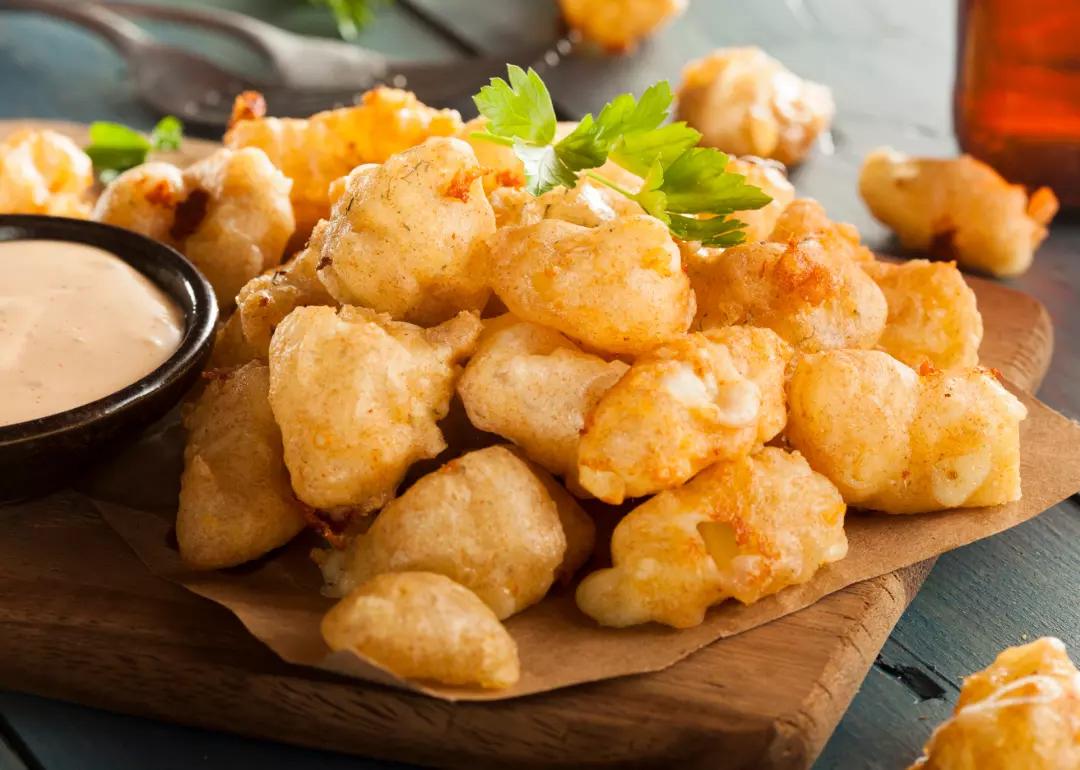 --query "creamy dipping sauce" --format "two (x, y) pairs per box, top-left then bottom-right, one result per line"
(0, 240), (184, 427)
